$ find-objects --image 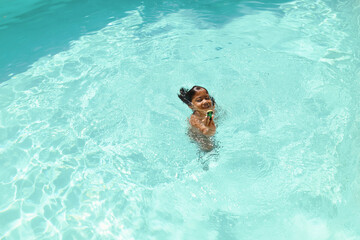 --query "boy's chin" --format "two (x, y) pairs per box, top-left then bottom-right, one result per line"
(203, 106), (214, 111)
(193, 107), (214, 113)
(199, 108), (213, 112)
